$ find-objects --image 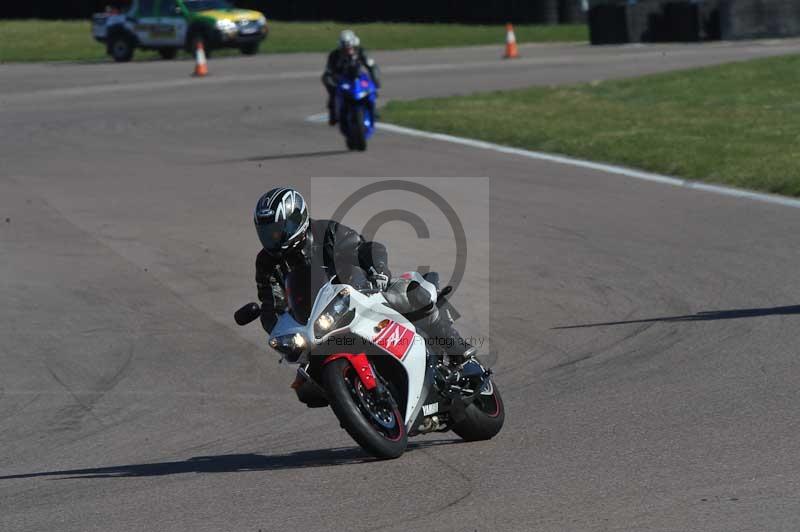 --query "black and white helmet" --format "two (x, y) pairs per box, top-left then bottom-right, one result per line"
(254, 187), (310, 253)
(339, 29), (360, 50)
